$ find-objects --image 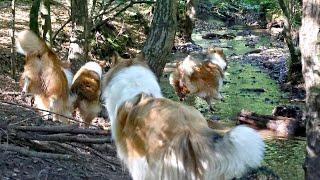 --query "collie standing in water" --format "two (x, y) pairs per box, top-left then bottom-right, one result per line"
(170, 47), (227, 110)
